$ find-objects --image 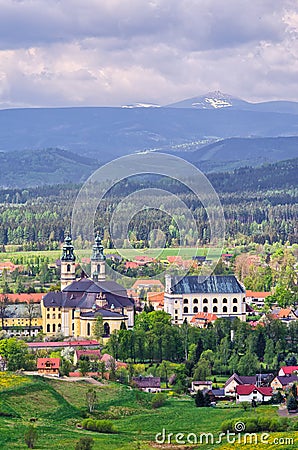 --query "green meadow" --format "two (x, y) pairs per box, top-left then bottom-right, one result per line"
(0, 374), (296, 450)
